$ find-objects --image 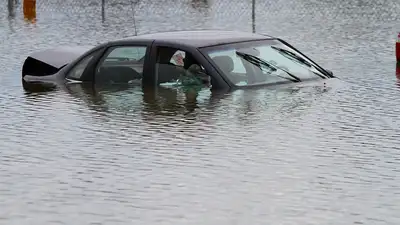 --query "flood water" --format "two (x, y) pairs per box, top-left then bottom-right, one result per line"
(1, 0), (400, 224)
